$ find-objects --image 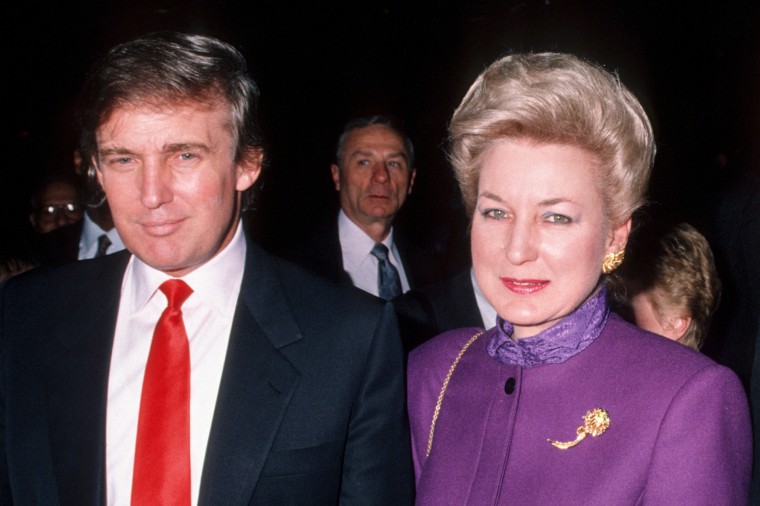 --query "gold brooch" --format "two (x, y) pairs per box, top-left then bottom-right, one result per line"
(548, 408), (610, 450)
